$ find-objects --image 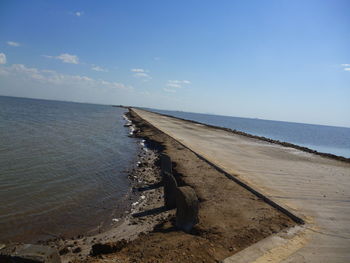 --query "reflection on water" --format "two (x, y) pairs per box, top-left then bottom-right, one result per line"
(0, 96), (139, 242)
